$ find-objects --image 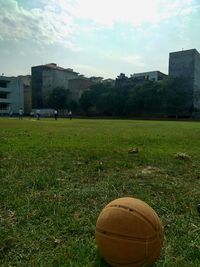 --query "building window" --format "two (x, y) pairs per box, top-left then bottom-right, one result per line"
(0, 92), (8, 99)
(0, 103), (9, 110)
(0, 81), (8, 88)
(135, 76), (146, 81)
